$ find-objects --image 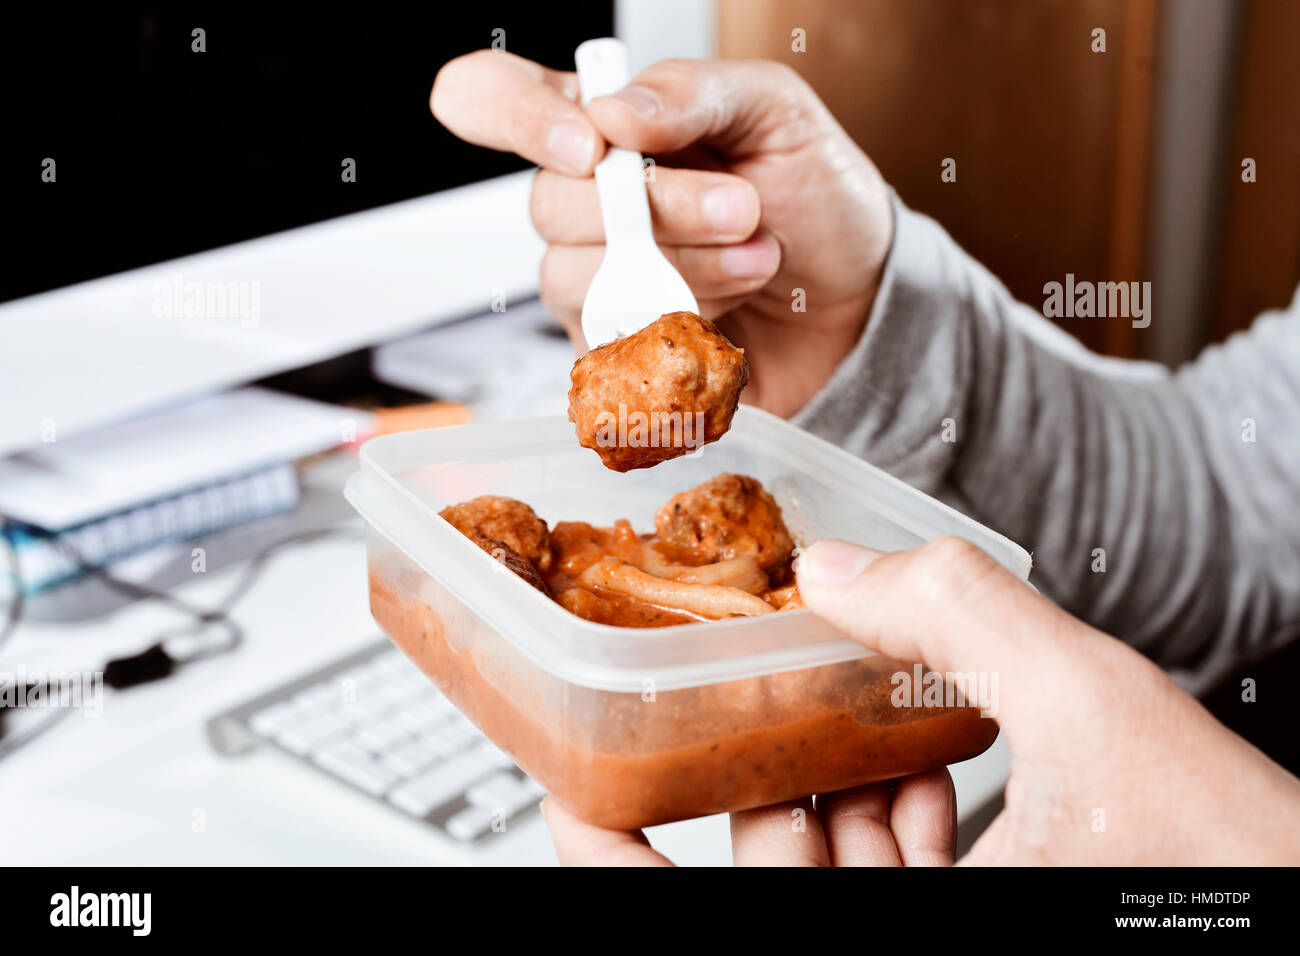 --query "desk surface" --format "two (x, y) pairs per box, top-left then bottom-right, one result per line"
(2, 468), (1008, 866)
